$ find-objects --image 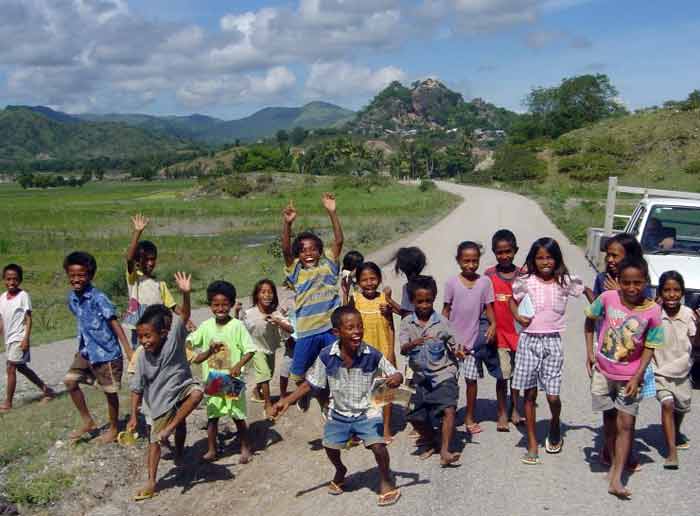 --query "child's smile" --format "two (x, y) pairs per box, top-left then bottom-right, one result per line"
(458, 249), (480, 277)
(534, 248), (555, 278)
(66, 265), (91, 292)
(3, 271), (20, 294)
(661, 279), (683, 312)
